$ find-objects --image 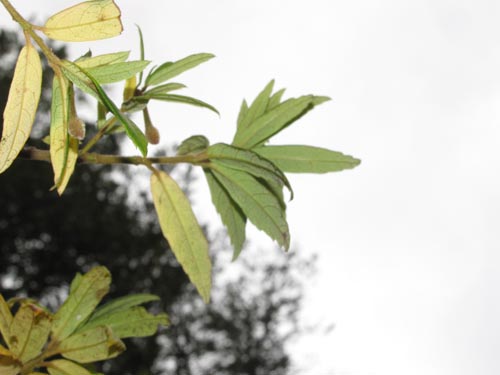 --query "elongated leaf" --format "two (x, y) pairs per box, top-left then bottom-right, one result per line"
(150, 170), (212, 302)
(236, 100), (248, 129)
(268, 88), (286, 110)
(9, 304), (52, 362)
(76, 51), (130, 69)
(204, 169), (246, 259)
(233, 95), (329, 149)
(51, 266), (111, 342)
(0, 43), (42, 174)
(86, 60), (150, 84)
(78, 306), (168, 339)
(136, 24), (146, 86)
(146, 53), (214, 86)
(60, 60), (99, 99)
(47, 359), (93, 375)
(144, 82), (186, 96)
(144, 93), (219, 115)
(177, 135), (209, 155)
(87, 294), (159, 322)
(237, 80), (274, 131)
(0, 348), (20, 375)
(59, 326), (124, 363)
(207, 143), (292, 197)
(0, 294), (13, 346)
(43, 0), (122, 42)
(210, 165), (290, 249)
(255, 145), (361, 173)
